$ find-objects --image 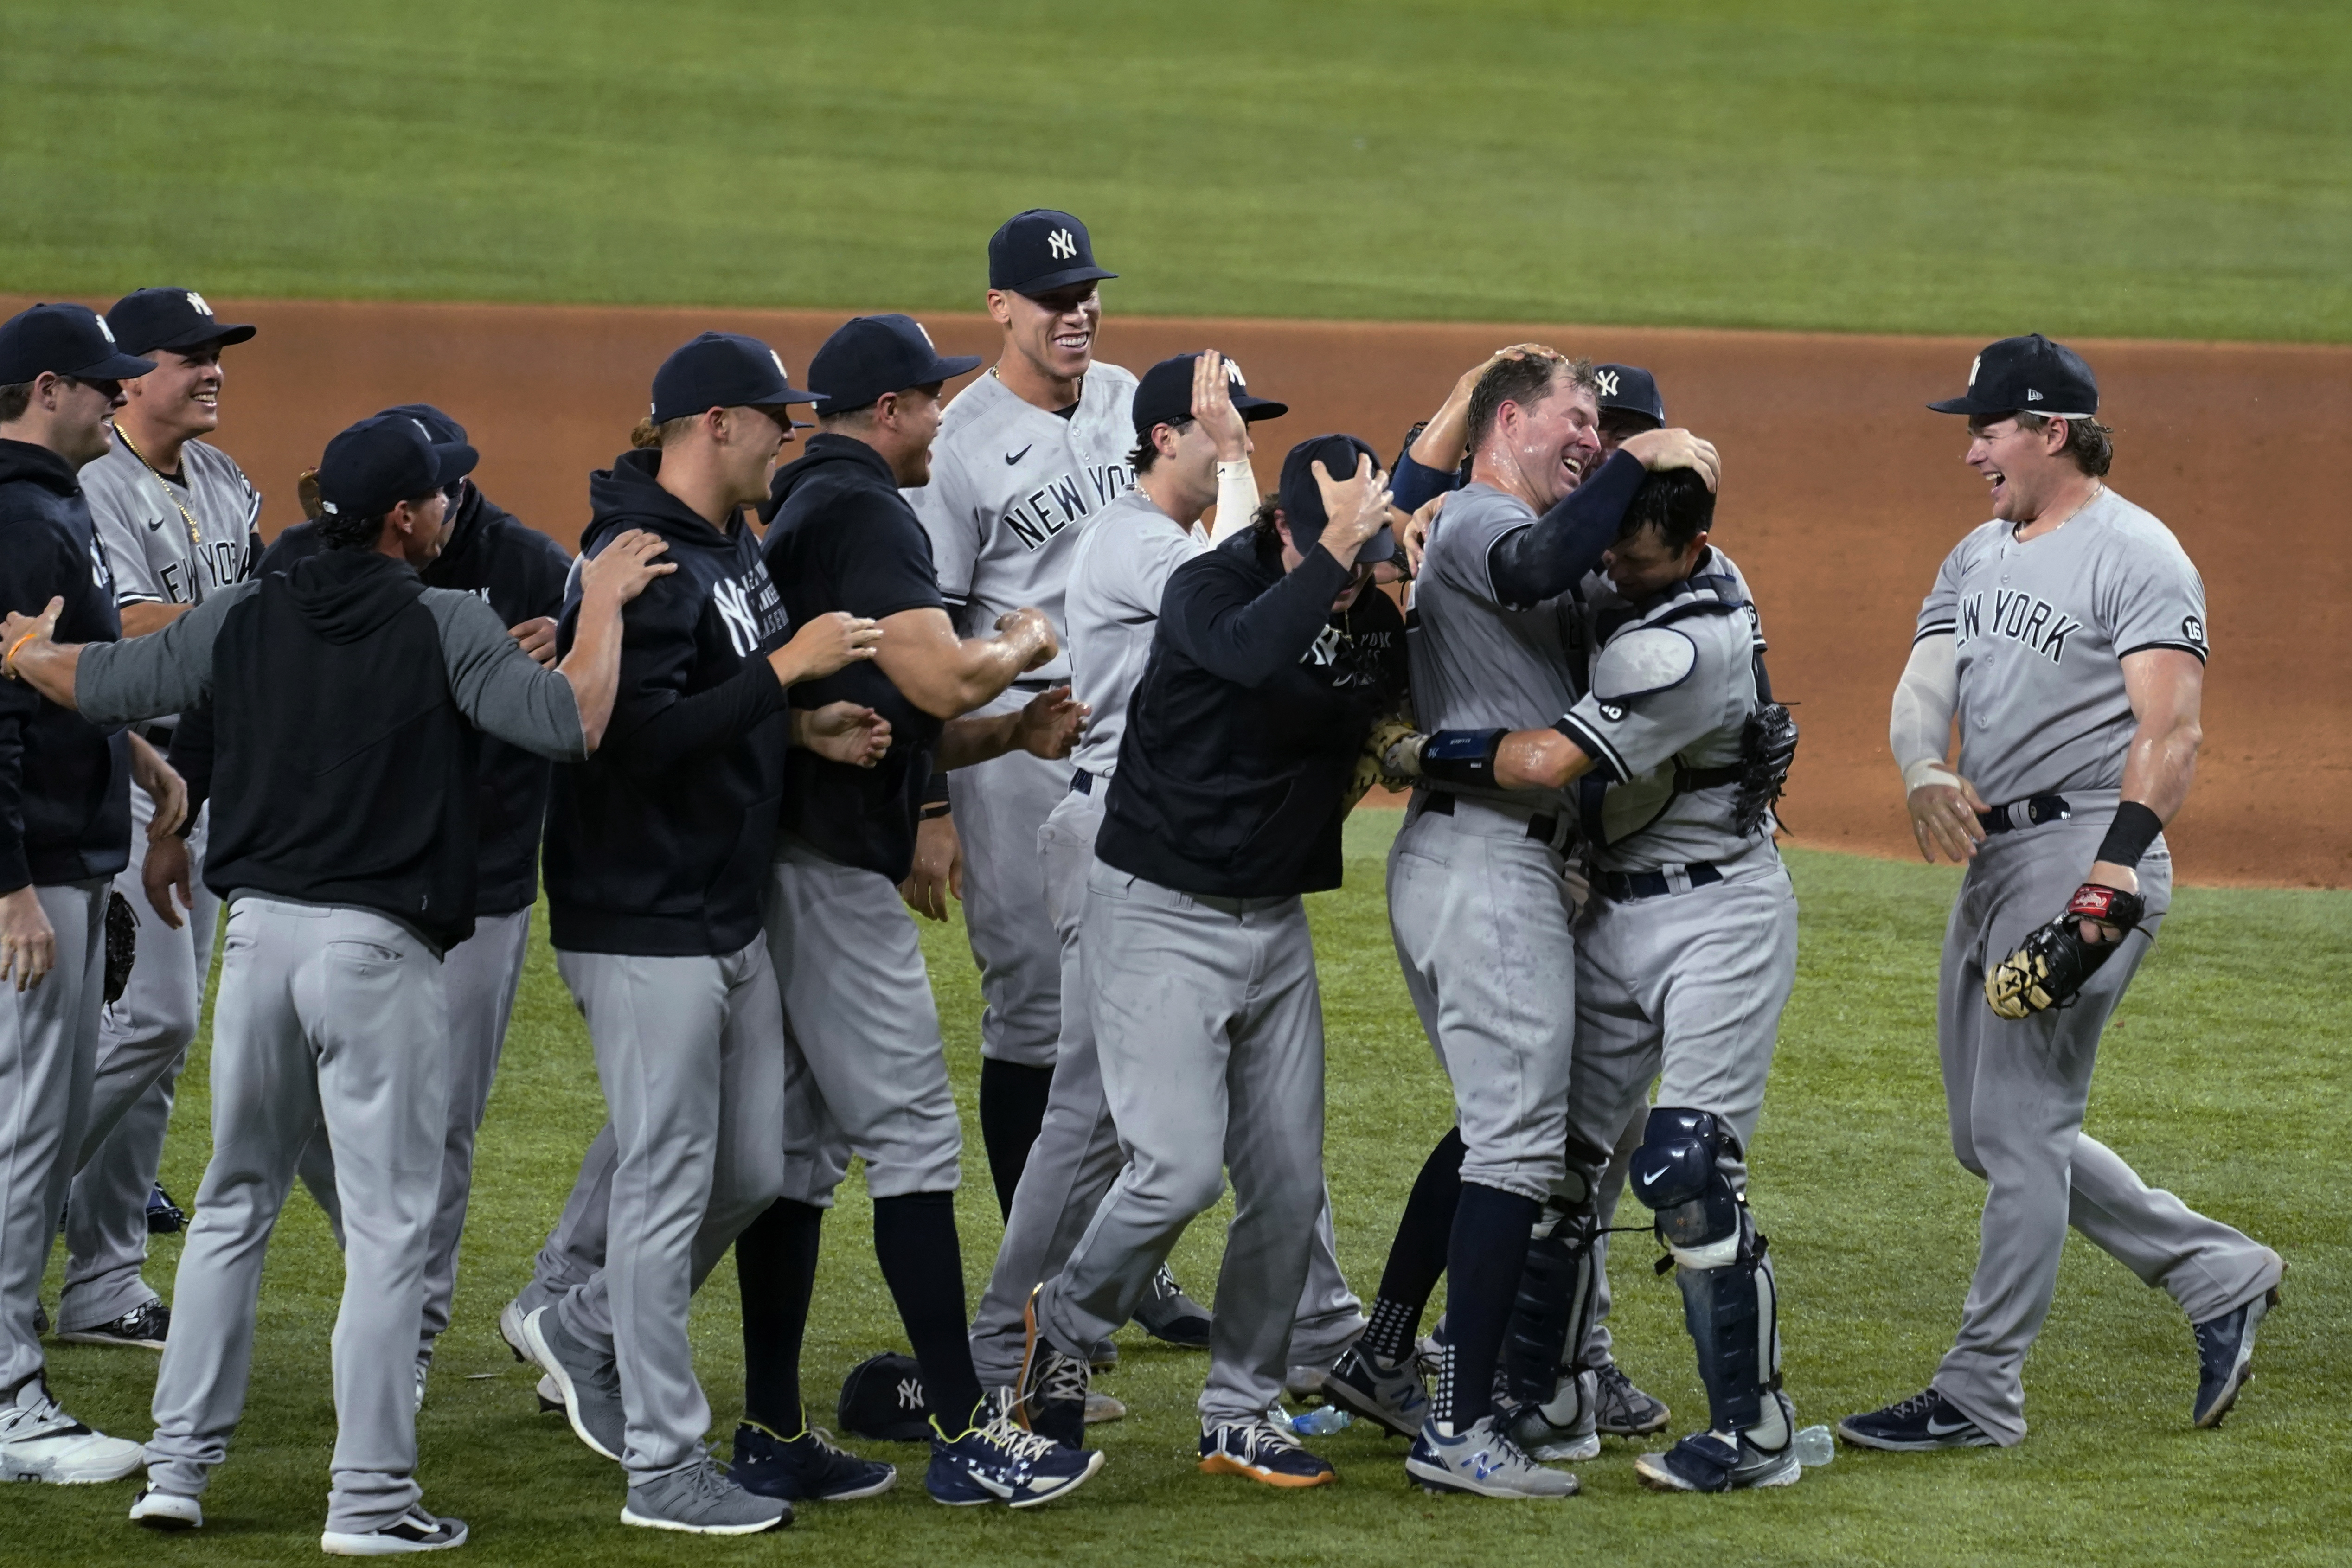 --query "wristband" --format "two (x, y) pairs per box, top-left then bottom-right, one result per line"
(921, 802), (953, 822)
(2094, 800), (2163, 868)
(2, 630), (38, 679)
(1902, 758), (1961, 794)
(1419, 728), (1507, 788)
